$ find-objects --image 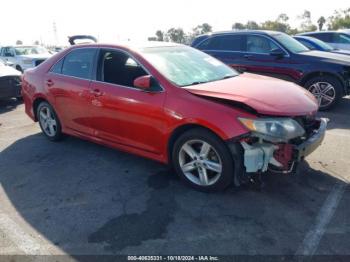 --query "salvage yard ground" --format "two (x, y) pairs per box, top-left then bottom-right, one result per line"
(0, 98), (349, 255)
